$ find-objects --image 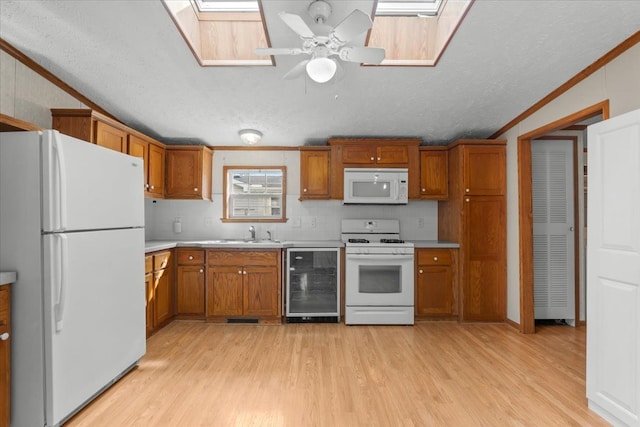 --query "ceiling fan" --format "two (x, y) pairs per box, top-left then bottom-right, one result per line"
(255, 0), (385, 83)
